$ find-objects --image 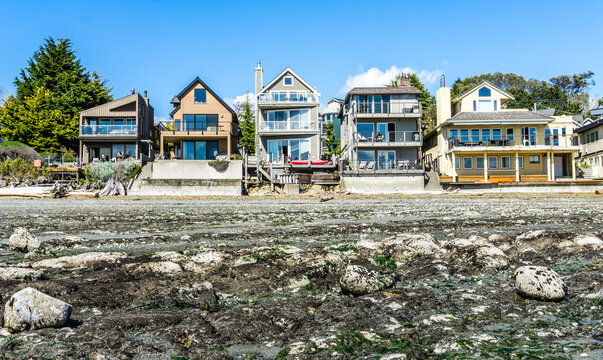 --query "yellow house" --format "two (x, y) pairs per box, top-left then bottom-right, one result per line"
(423, 80), (580, 183)
(160, 77), (238, 160)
